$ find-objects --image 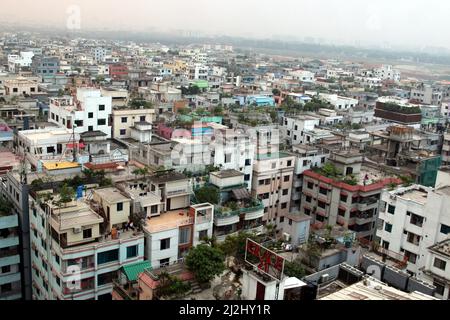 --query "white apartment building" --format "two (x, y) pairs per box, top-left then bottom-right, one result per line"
(29, 186), (145, 300)
(8, 52), (35, 73)
(318, 93), (359, 111)
(290, 145), (330, 211)
(91, 47), (112, 63)
(188, 63), (209, 80)
(281, 115), (320, 146)
(376, 182), (450, 299)
(49, 88), (112, 138)
(288, 70), (315, 83)
(374, 65), (400, 82)
(210, 128), (255, 189)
